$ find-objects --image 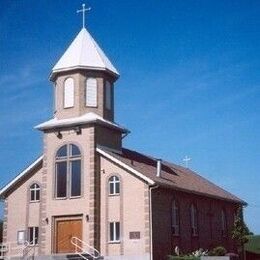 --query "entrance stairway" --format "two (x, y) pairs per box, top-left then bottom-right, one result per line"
(0, 237), (103, 260)
(69, 236), (102, 260)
